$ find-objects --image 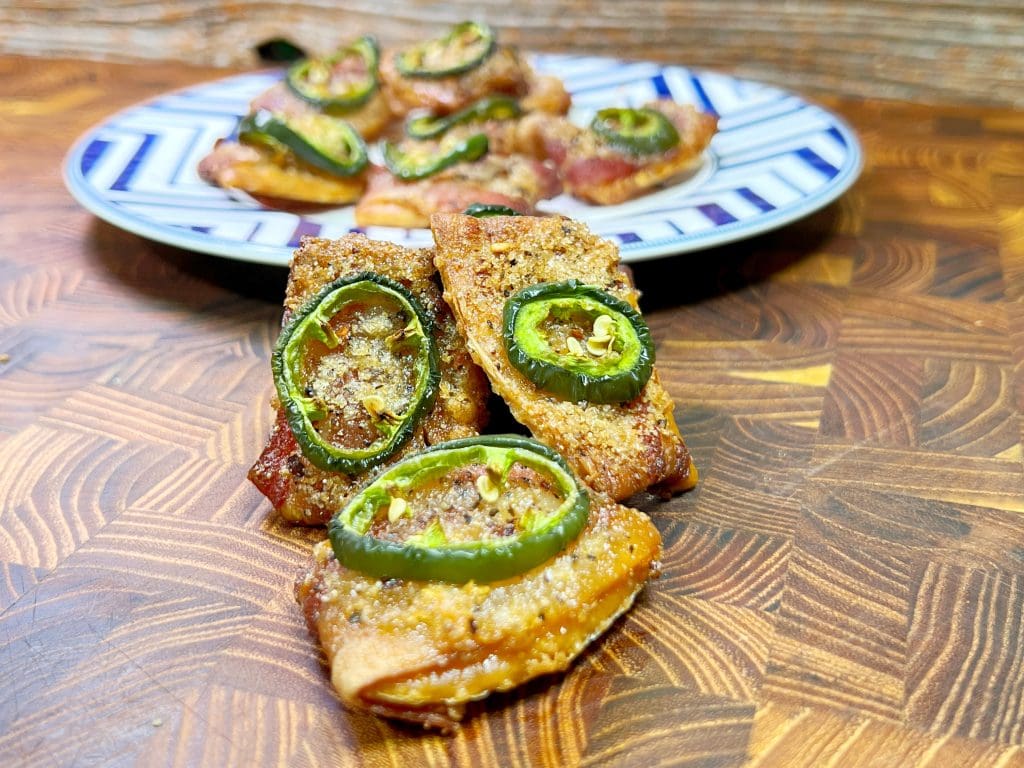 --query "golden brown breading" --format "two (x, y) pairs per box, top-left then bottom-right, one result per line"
(247, 234), (490, 524)
(295, 493), (661, 730)
(431, 213), (697, 499)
